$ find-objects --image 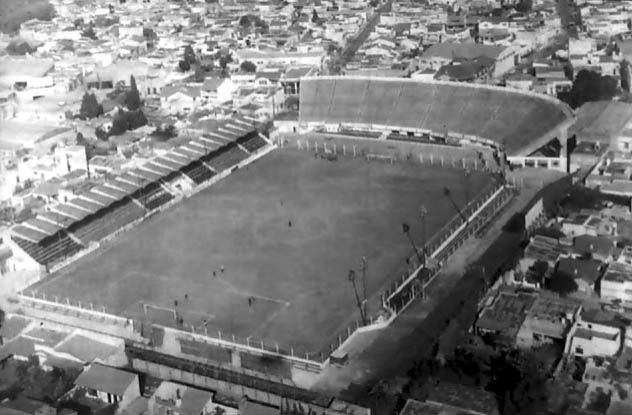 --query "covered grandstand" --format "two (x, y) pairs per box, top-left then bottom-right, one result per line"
(298, 76), (575, 156)
(9, 116), (270, 270)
